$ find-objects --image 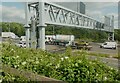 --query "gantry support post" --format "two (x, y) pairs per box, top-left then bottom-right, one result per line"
(108, 32), (114, 41)
(24, 2), (30, 48)
(37, 1), (46, 50)
(108, 15), (114, 41)
(112, 32), (114, 41)
(111, 15), (114, 41)
(31, 17), (37, 48)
